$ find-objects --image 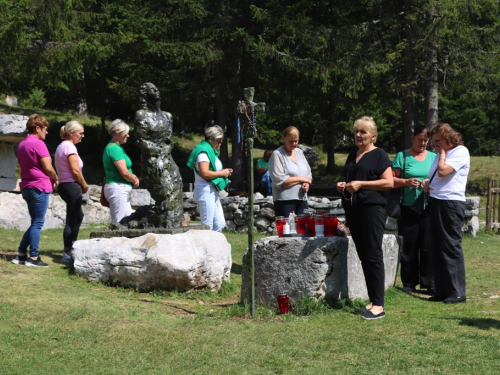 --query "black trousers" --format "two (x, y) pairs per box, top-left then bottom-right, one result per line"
(274, 199), (308, 218)
(398, 205), (434, 289)
(58, 182), (84, 250)
(429, 197), (466, 298)
(345, 204), (386, 306)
